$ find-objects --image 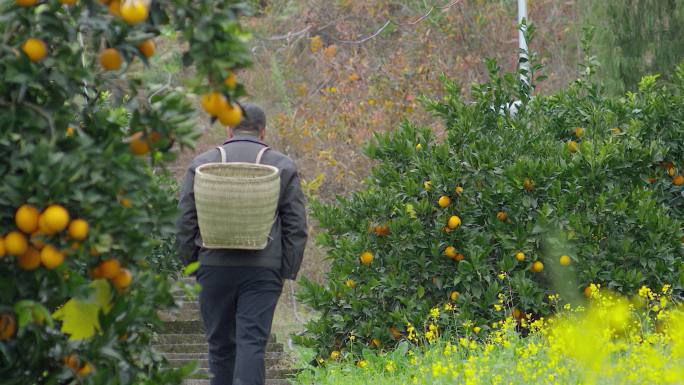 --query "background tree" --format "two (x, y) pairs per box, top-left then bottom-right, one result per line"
(0, 1), (251, 383)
